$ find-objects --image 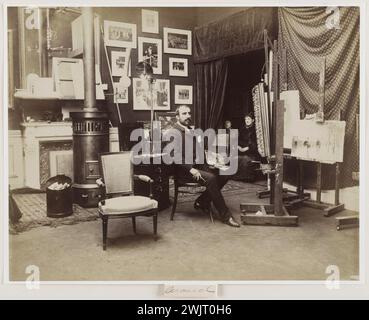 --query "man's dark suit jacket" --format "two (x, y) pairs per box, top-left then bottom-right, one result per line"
(164, 122), (205, 181)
